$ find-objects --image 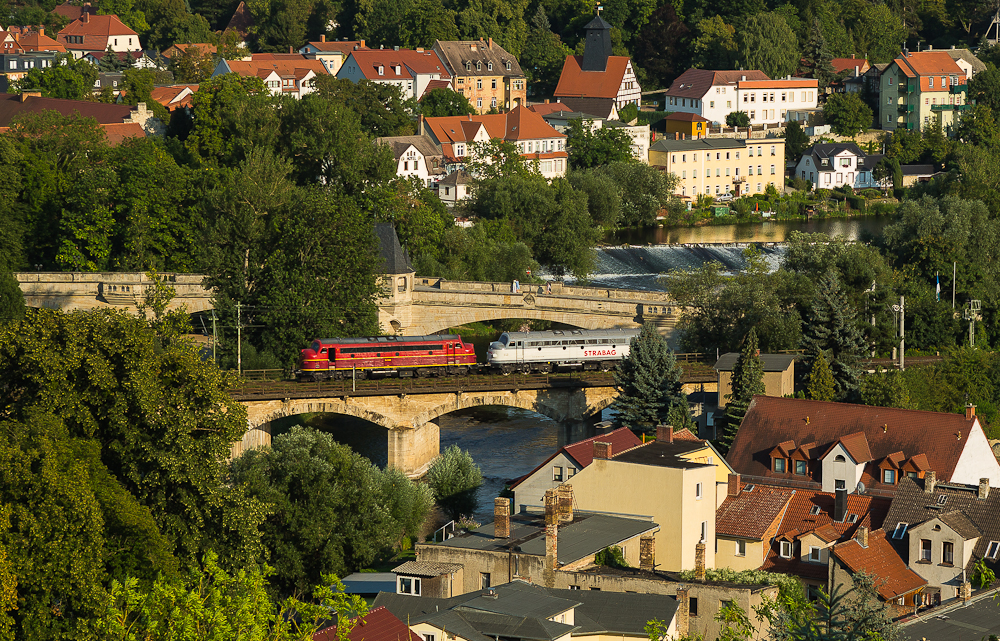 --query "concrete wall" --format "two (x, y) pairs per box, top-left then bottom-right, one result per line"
(715, 537), (767, 572)
(15, 272), (213, 313)
(567, 459), (718, 572)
